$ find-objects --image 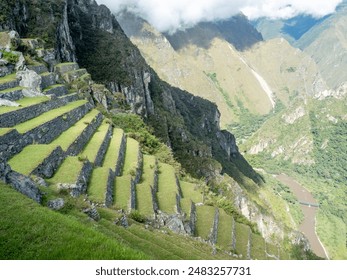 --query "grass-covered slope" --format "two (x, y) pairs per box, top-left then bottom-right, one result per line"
(0, 182), (146, 260)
